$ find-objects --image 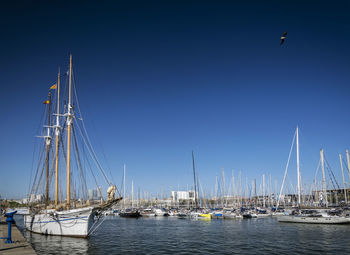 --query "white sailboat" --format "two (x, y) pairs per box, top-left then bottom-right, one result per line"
(277, 127), (350, 224)
(25, 207), (95, 237)
(278, 209), (350, 224)
(24, 55), (121, 237)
